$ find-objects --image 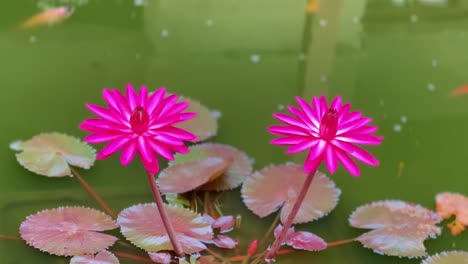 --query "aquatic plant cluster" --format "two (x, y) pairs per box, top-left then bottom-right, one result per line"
(6, 84), (468, 264)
